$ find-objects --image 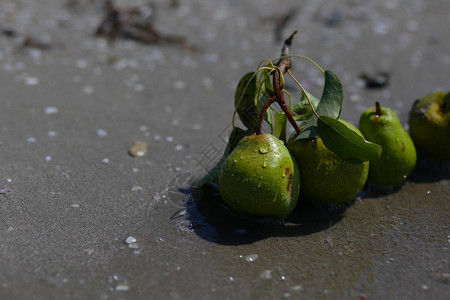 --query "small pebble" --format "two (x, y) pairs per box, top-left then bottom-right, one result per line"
(115, 284), (130, 291)
(358, 293), (367, 300)
(83, 85), (94, 95)
(131, 186), (143, 192)
(292, 285), (303, 292)
(191, 124), (202, 130)
(25, 77), (39, 86)
(44, 106), (58, 114)
(134, 84), (144, 91)
(245, 254), (259, 262)
(96, 129), (107, 137)
(75, 59), (87, 69)
(125, 236), (136, 244)
(260, 270), (272, 279)
(129, 141), (148, 157)
(173, 80), (186, 89)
